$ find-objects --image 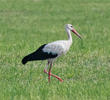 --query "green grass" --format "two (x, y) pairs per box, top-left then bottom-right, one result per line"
(0, 0), (110, 100)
